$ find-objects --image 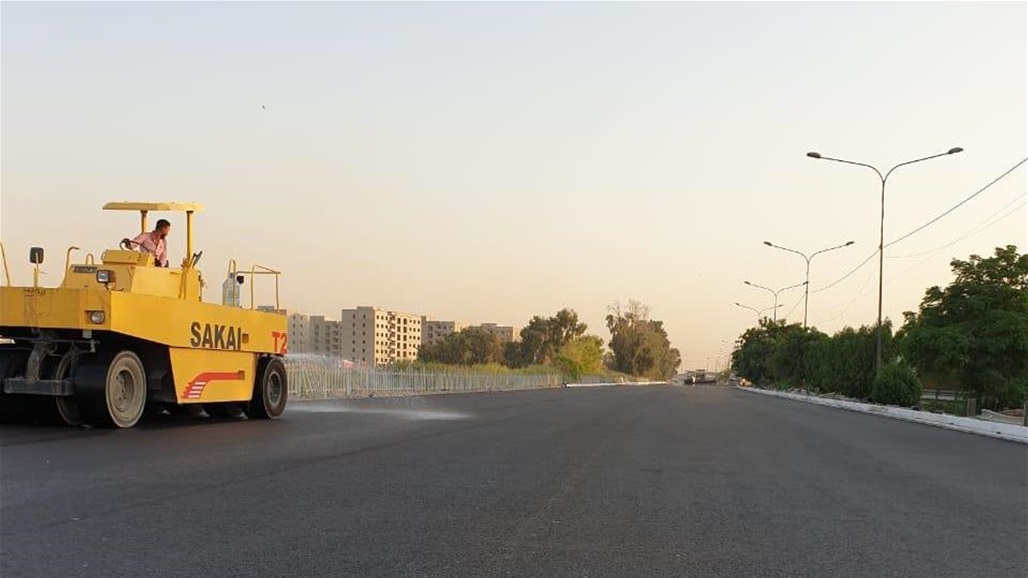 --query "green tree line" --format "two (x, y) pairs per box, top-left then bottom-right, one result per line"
(731, 245), (1028, 410)
(418, 301), (681, 381)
